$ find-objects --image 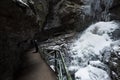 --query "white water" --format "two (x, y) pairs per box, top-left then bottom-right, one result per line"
(69, 21), (119, 80)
